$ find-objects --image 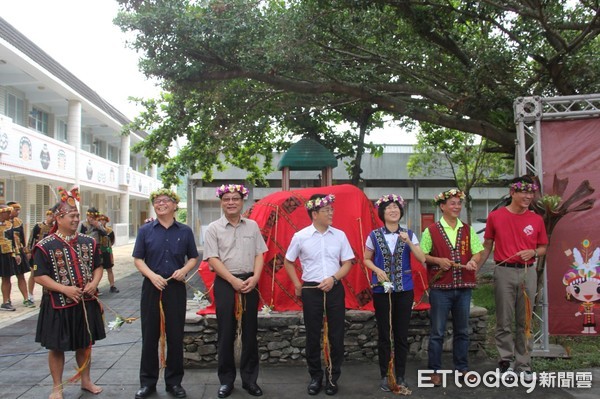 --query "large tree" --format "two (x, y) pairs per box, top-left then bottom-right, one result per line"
(407, 125), (513, 224)
(115, 0), (600, 184)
